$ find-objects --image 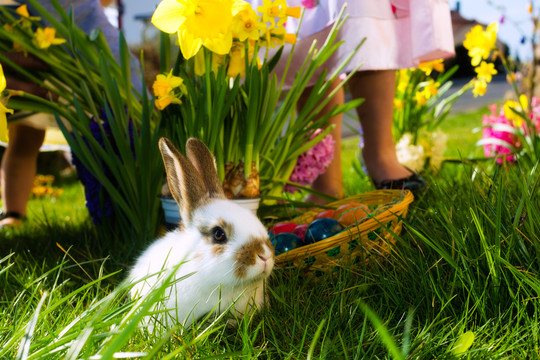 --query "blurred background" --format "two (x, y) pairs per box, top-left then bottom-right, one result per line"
(110, 0), (537, 61)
